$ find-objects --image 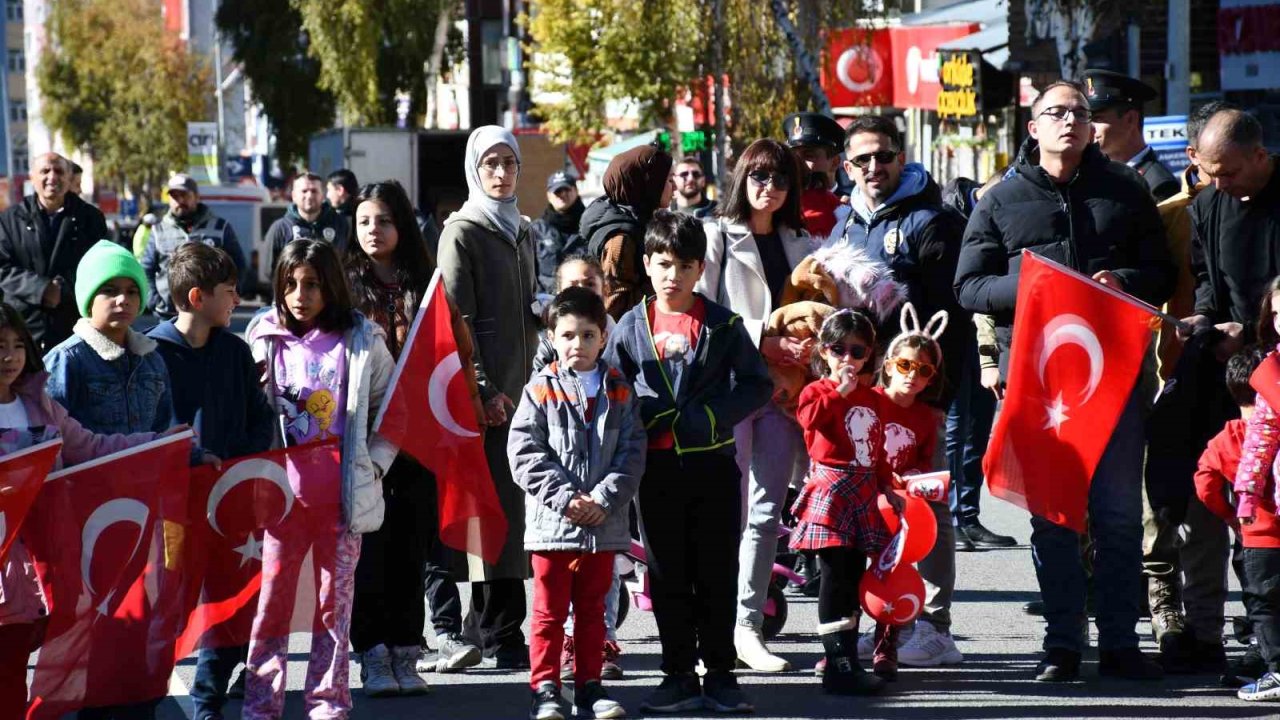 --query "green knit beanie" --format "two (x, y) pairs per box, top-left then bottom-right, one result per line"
(75, 240), (149, 318)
